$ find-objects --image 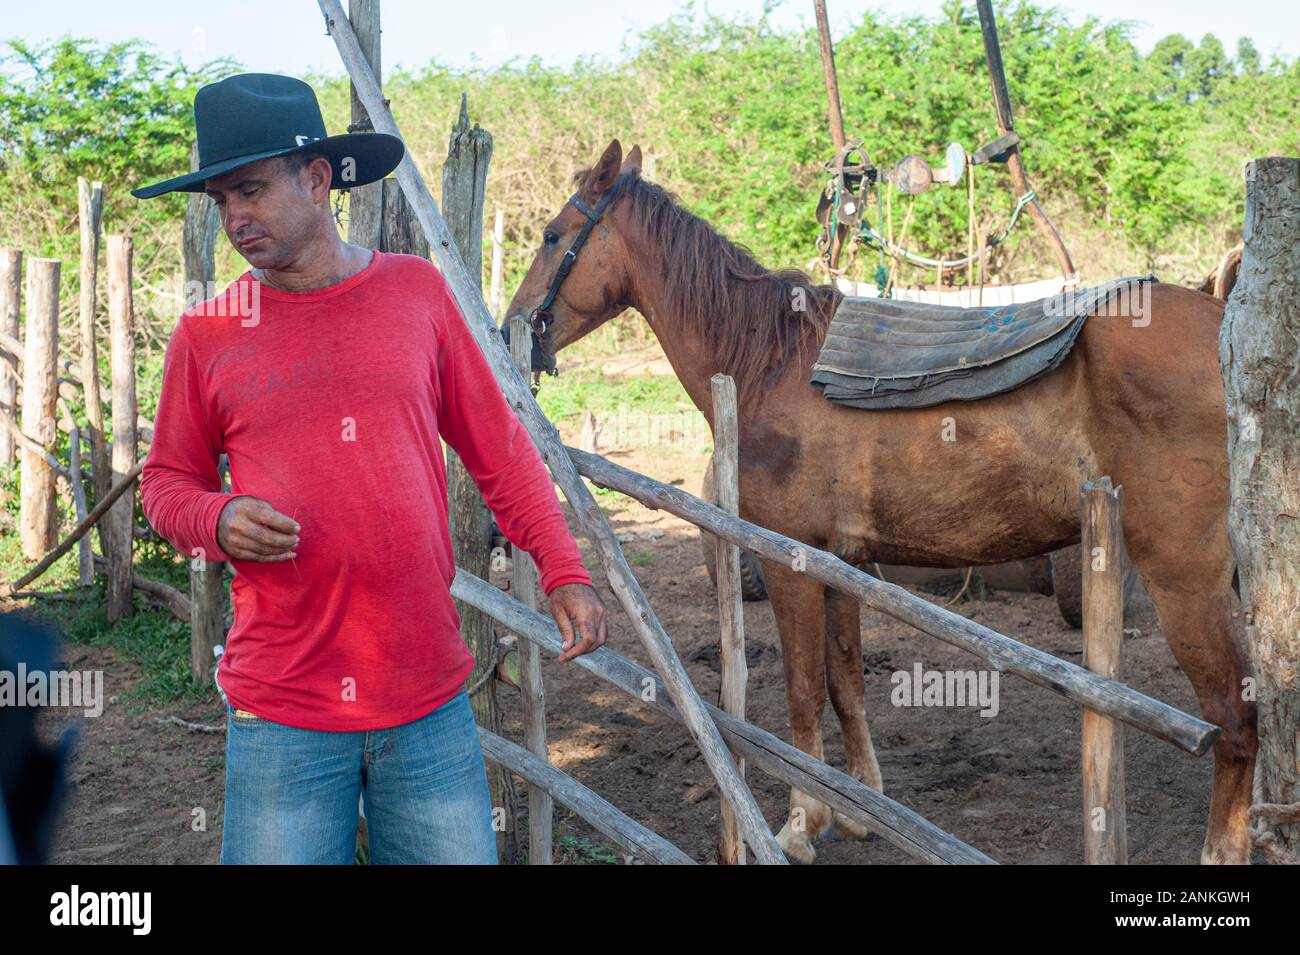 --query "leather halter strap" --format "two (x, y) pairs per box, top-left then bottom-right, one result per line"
(530, 187), (618, 334)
